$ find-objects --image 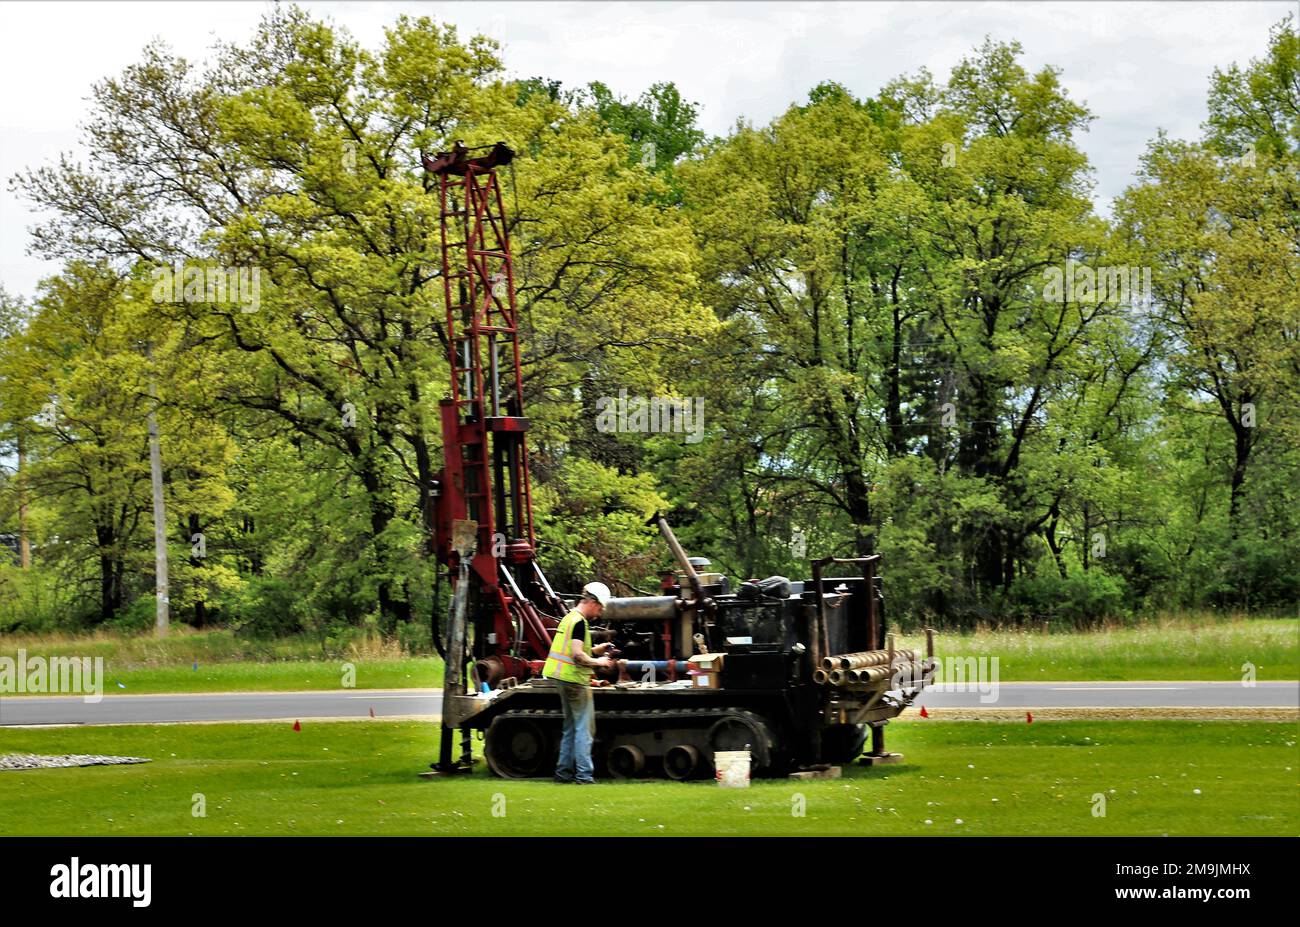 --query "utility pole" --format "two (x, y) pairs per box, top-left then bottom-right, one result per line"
(145, 343), (170, 636)
(16, 429), (30, 568)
